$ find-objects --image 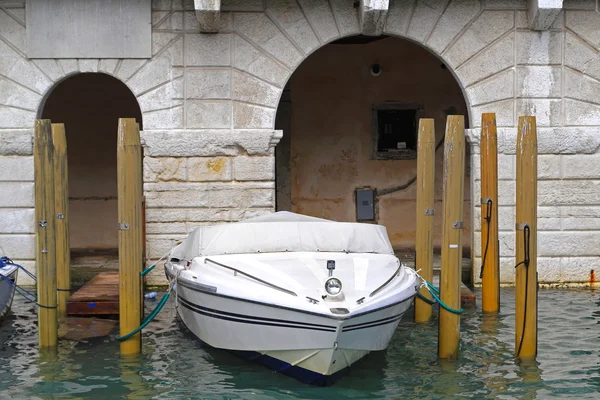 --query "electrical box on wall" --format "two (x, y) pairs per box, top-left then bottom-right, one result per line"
(356, 189), (375, 221)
